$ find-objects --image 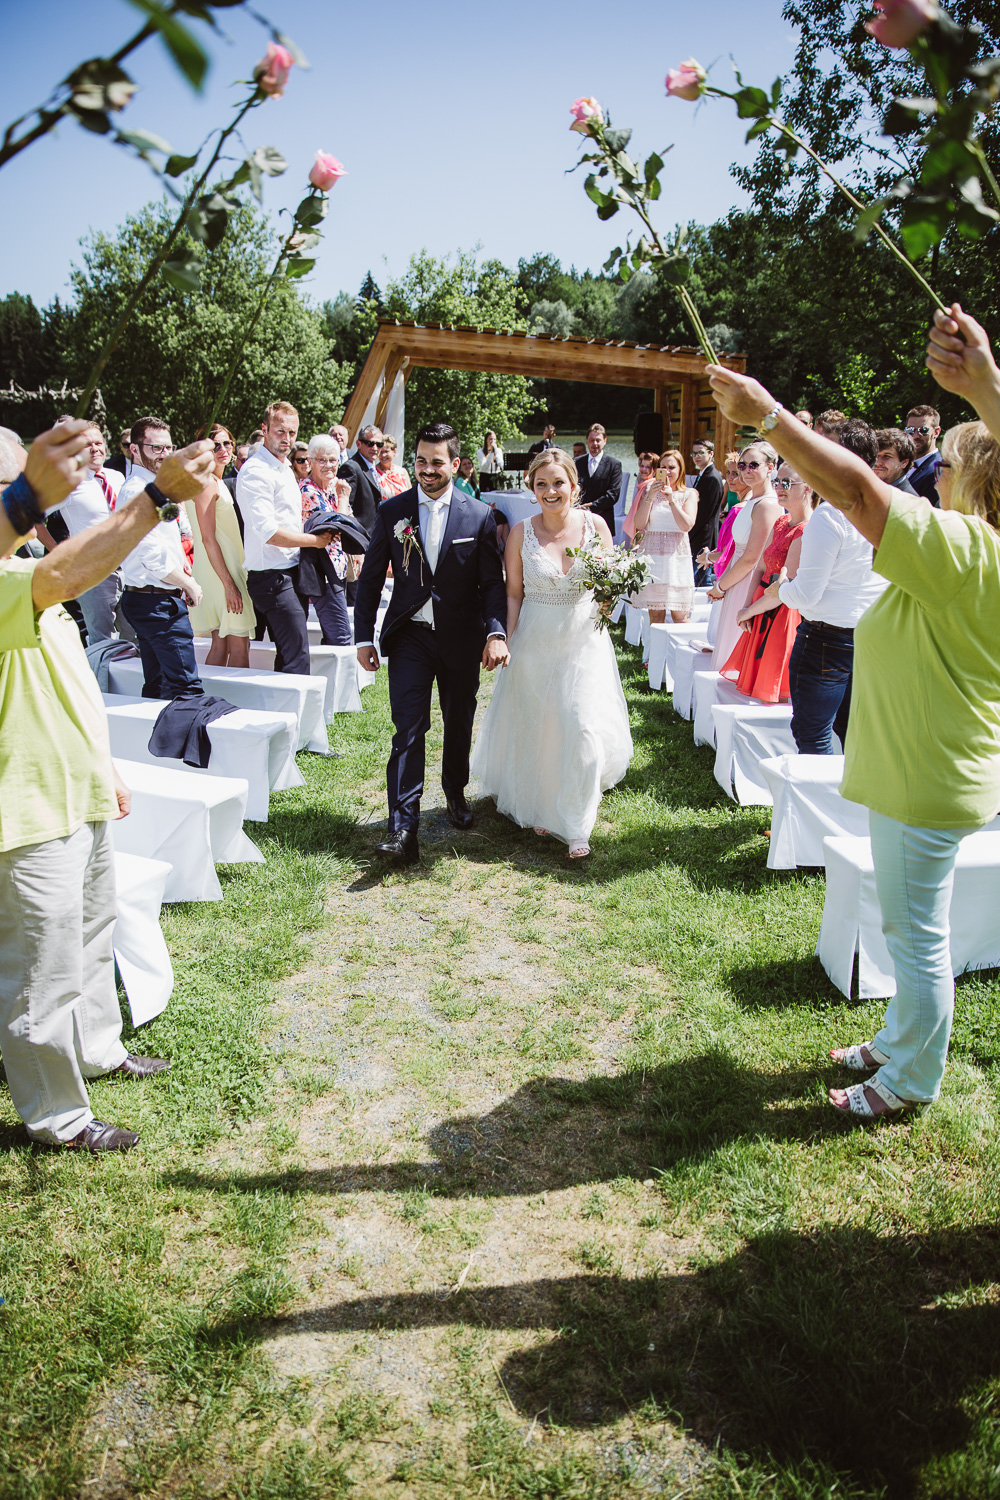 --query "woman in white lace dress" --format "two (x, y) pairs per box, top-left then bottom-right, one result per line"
(624, 447), (697, 623)
(471, 449), (633, 858)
